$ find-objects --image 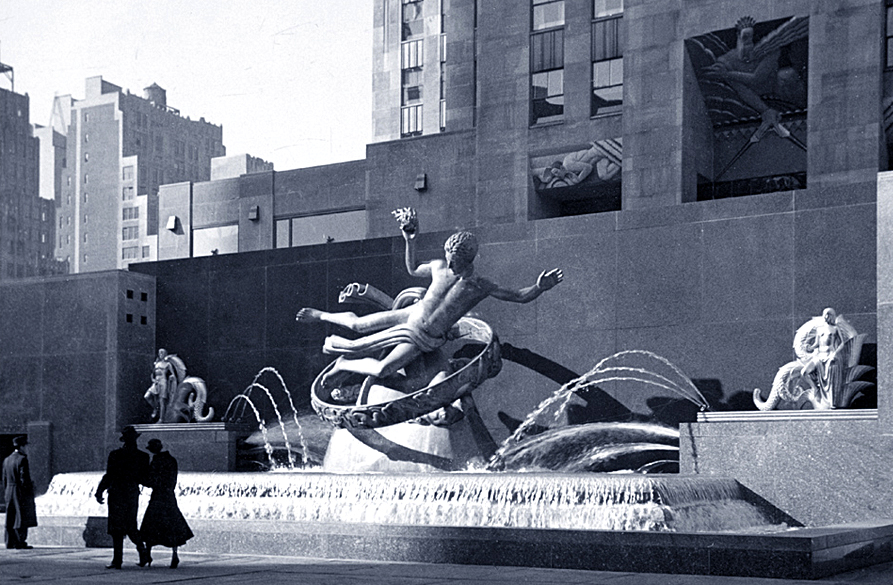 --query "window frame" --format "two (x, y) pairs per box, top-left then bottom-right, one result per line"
(591, 12), (623, 117)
